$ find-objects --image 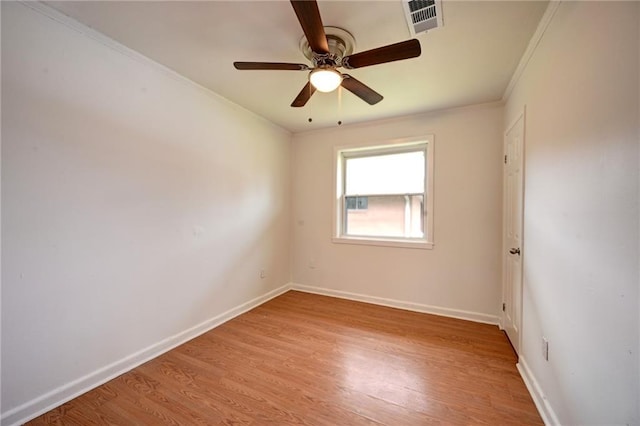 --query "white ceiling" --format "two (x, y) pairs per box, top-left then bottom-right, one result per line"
(46, 1), (548, 133)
